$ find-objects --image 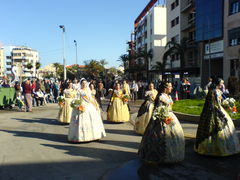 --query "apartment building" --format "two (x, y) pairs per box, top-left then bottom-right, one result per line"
(166, 0), (200, 82)
(166, 0), (181, 70)
(195, 0), (224, 86)
(6, 46), (39, 79)
(0, 48), (4, 77)
(133, 0), (167, 81)
(223, 0), (240, 82)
